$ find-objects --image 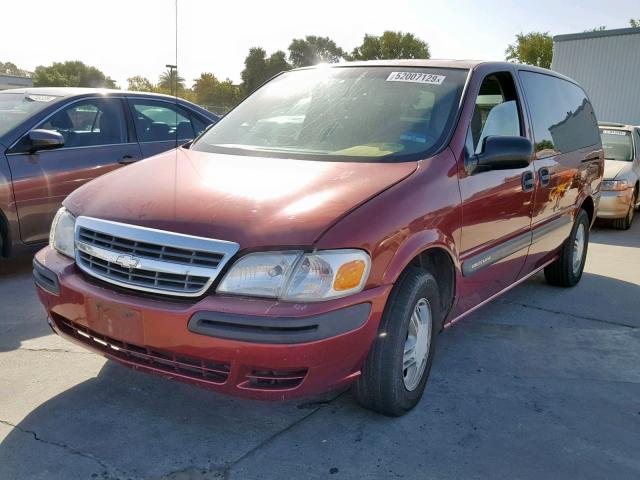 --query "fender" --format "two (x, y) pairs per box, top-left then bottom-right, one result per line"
(0, 150), (19, 256)
(381, 229), (460, 286)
